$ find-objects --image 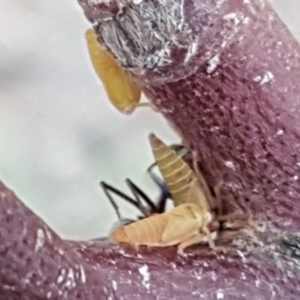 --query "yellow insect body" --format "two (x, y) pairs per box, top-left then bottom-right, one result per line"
(110, 203), (213, 254)
(85, 29), (141, 114)
(110, 135), (252, 252)
(149, 133), (215, 211)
